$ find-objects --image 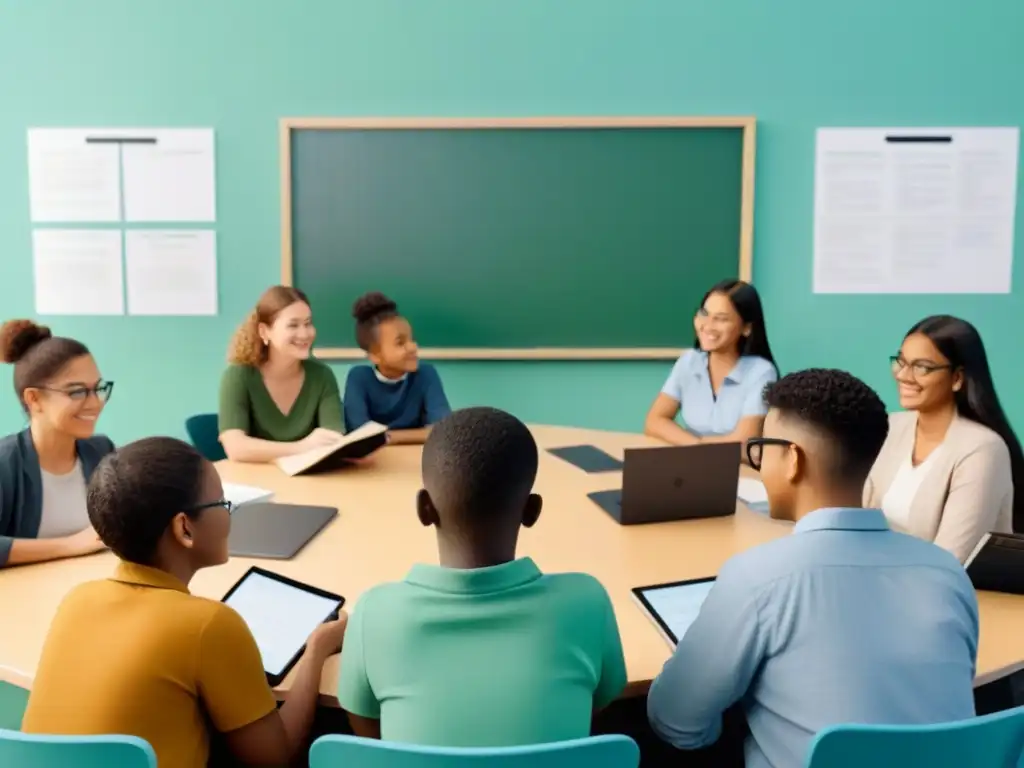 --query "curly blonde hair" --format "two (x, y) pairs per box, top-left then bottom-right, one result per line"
(227, 286), (310, 366)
